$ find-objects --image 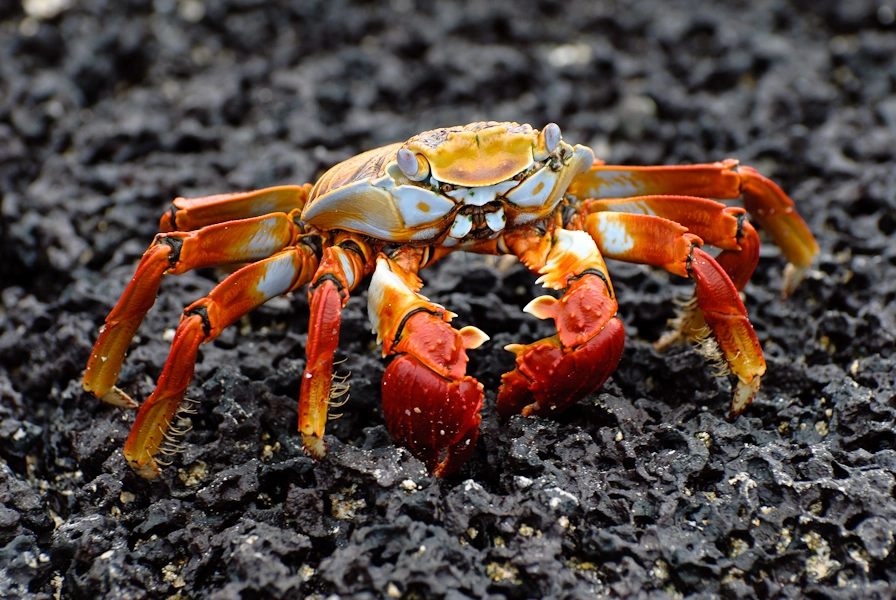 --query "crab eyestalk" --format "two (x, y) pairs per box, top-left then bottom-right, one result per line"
(534, 123), (561, 161)
(396, 148), (431, 182)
